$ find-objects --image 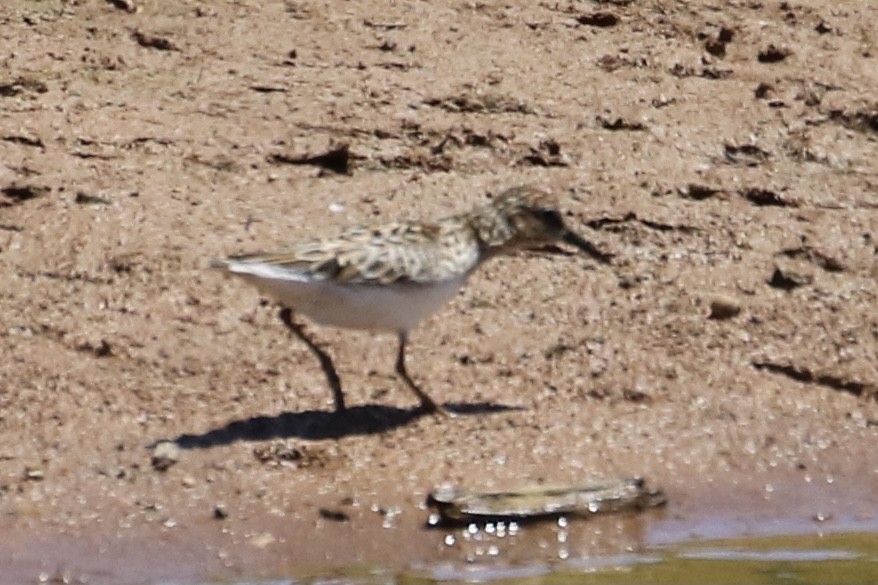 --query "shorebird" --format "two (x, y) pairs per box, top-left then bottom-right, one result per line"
(210, 186), (611, 415)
